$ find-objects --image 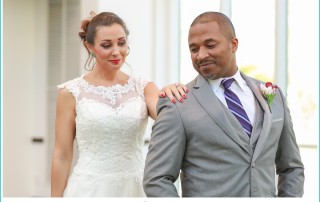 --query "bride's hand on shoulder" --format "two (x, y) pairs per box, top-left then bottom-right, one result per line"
(159, 83), (188, 103)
